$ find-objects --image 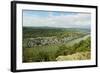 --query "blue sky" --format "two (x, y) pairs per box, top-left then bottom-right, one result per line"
(23, 10), (91, 28)
(23, 10), (78, 17)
